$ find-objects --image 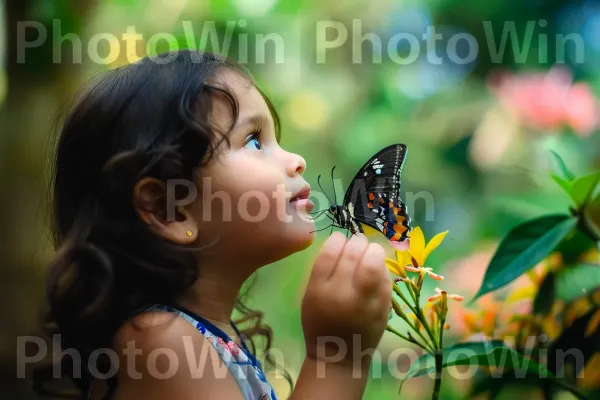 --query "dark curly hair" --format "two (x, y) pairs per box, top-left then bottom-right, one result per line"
(32, 49), (292, 399)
